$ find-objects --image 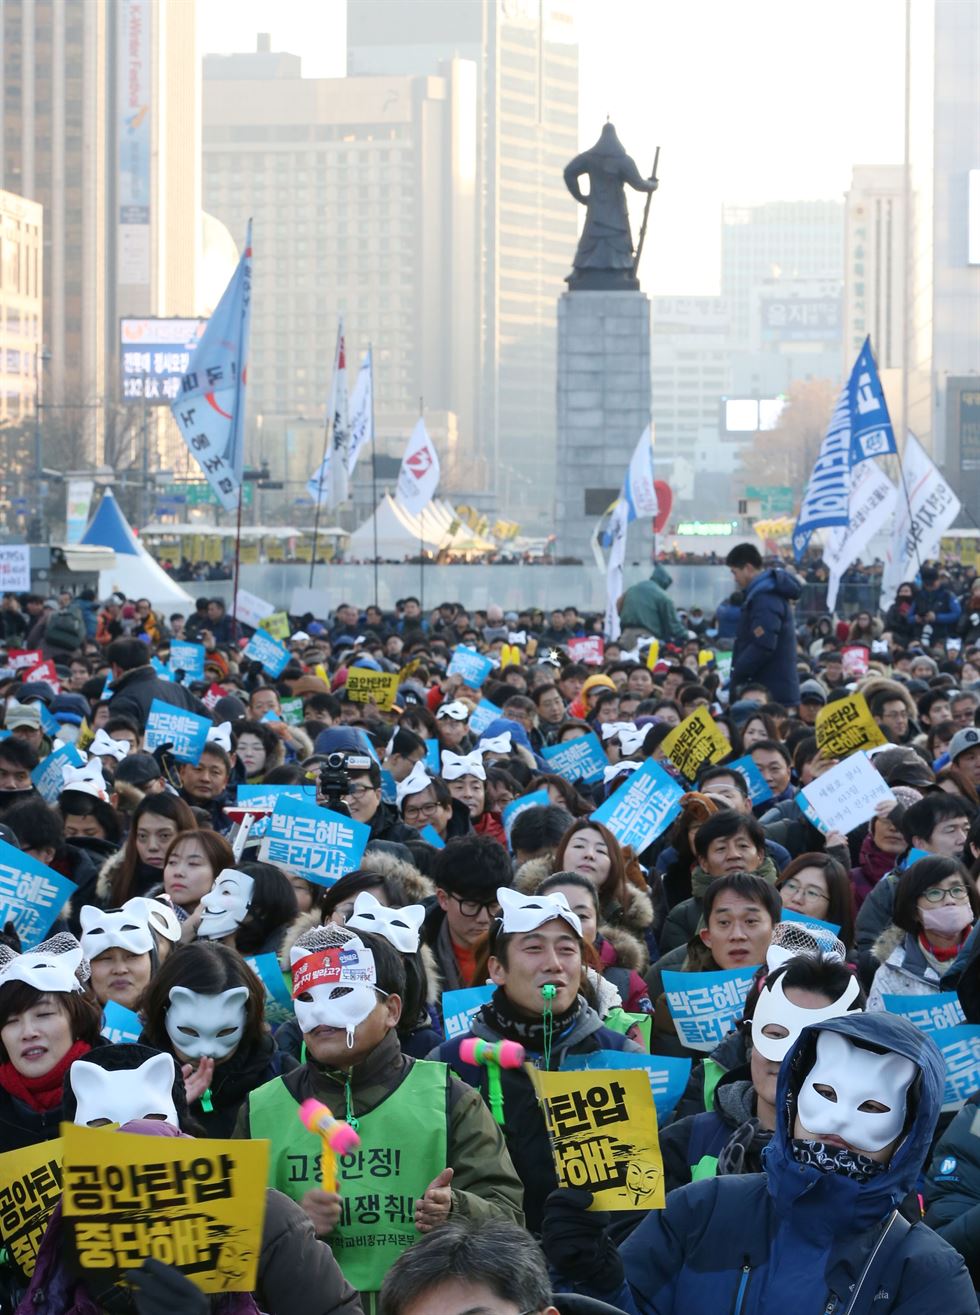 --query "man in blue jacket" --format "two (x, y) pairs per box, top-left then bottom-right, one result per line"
(726, 543), (802, 708)
(544, 1012), (977, 1314)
